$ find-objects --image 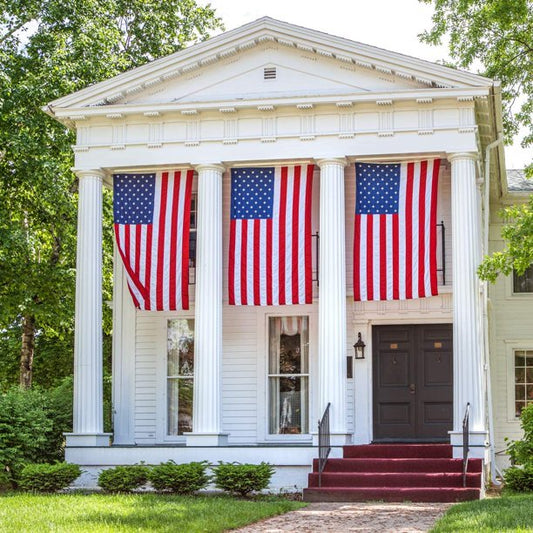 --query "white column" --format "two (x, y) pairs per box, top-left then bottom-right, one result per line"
(317, 158), (349, 443)
(187, 164), (228, 446)
(449, 153), (488, 458)
(66, 170), (111, 447)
